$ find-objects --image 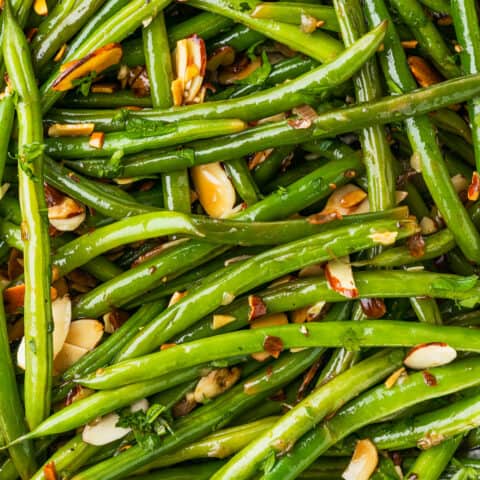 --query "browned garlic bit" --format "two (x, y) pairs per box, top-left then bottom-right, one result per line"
(193, 367), (242, 403)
